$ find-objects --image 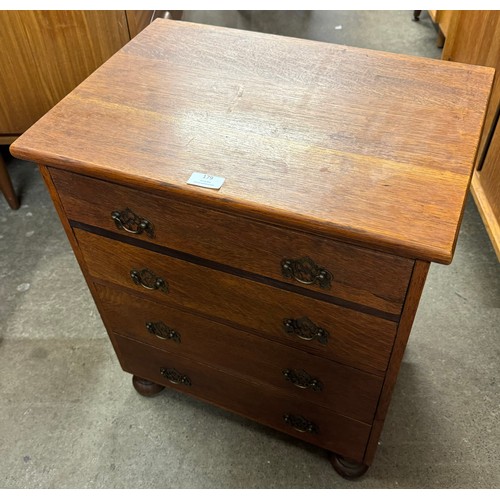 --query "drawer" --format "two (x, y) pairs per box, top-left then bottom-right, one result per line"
(110, 332), (371, 461)
(52, 168), (413, 316)
(76, 228), (397, 374)
(97, 284), (384, 423)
